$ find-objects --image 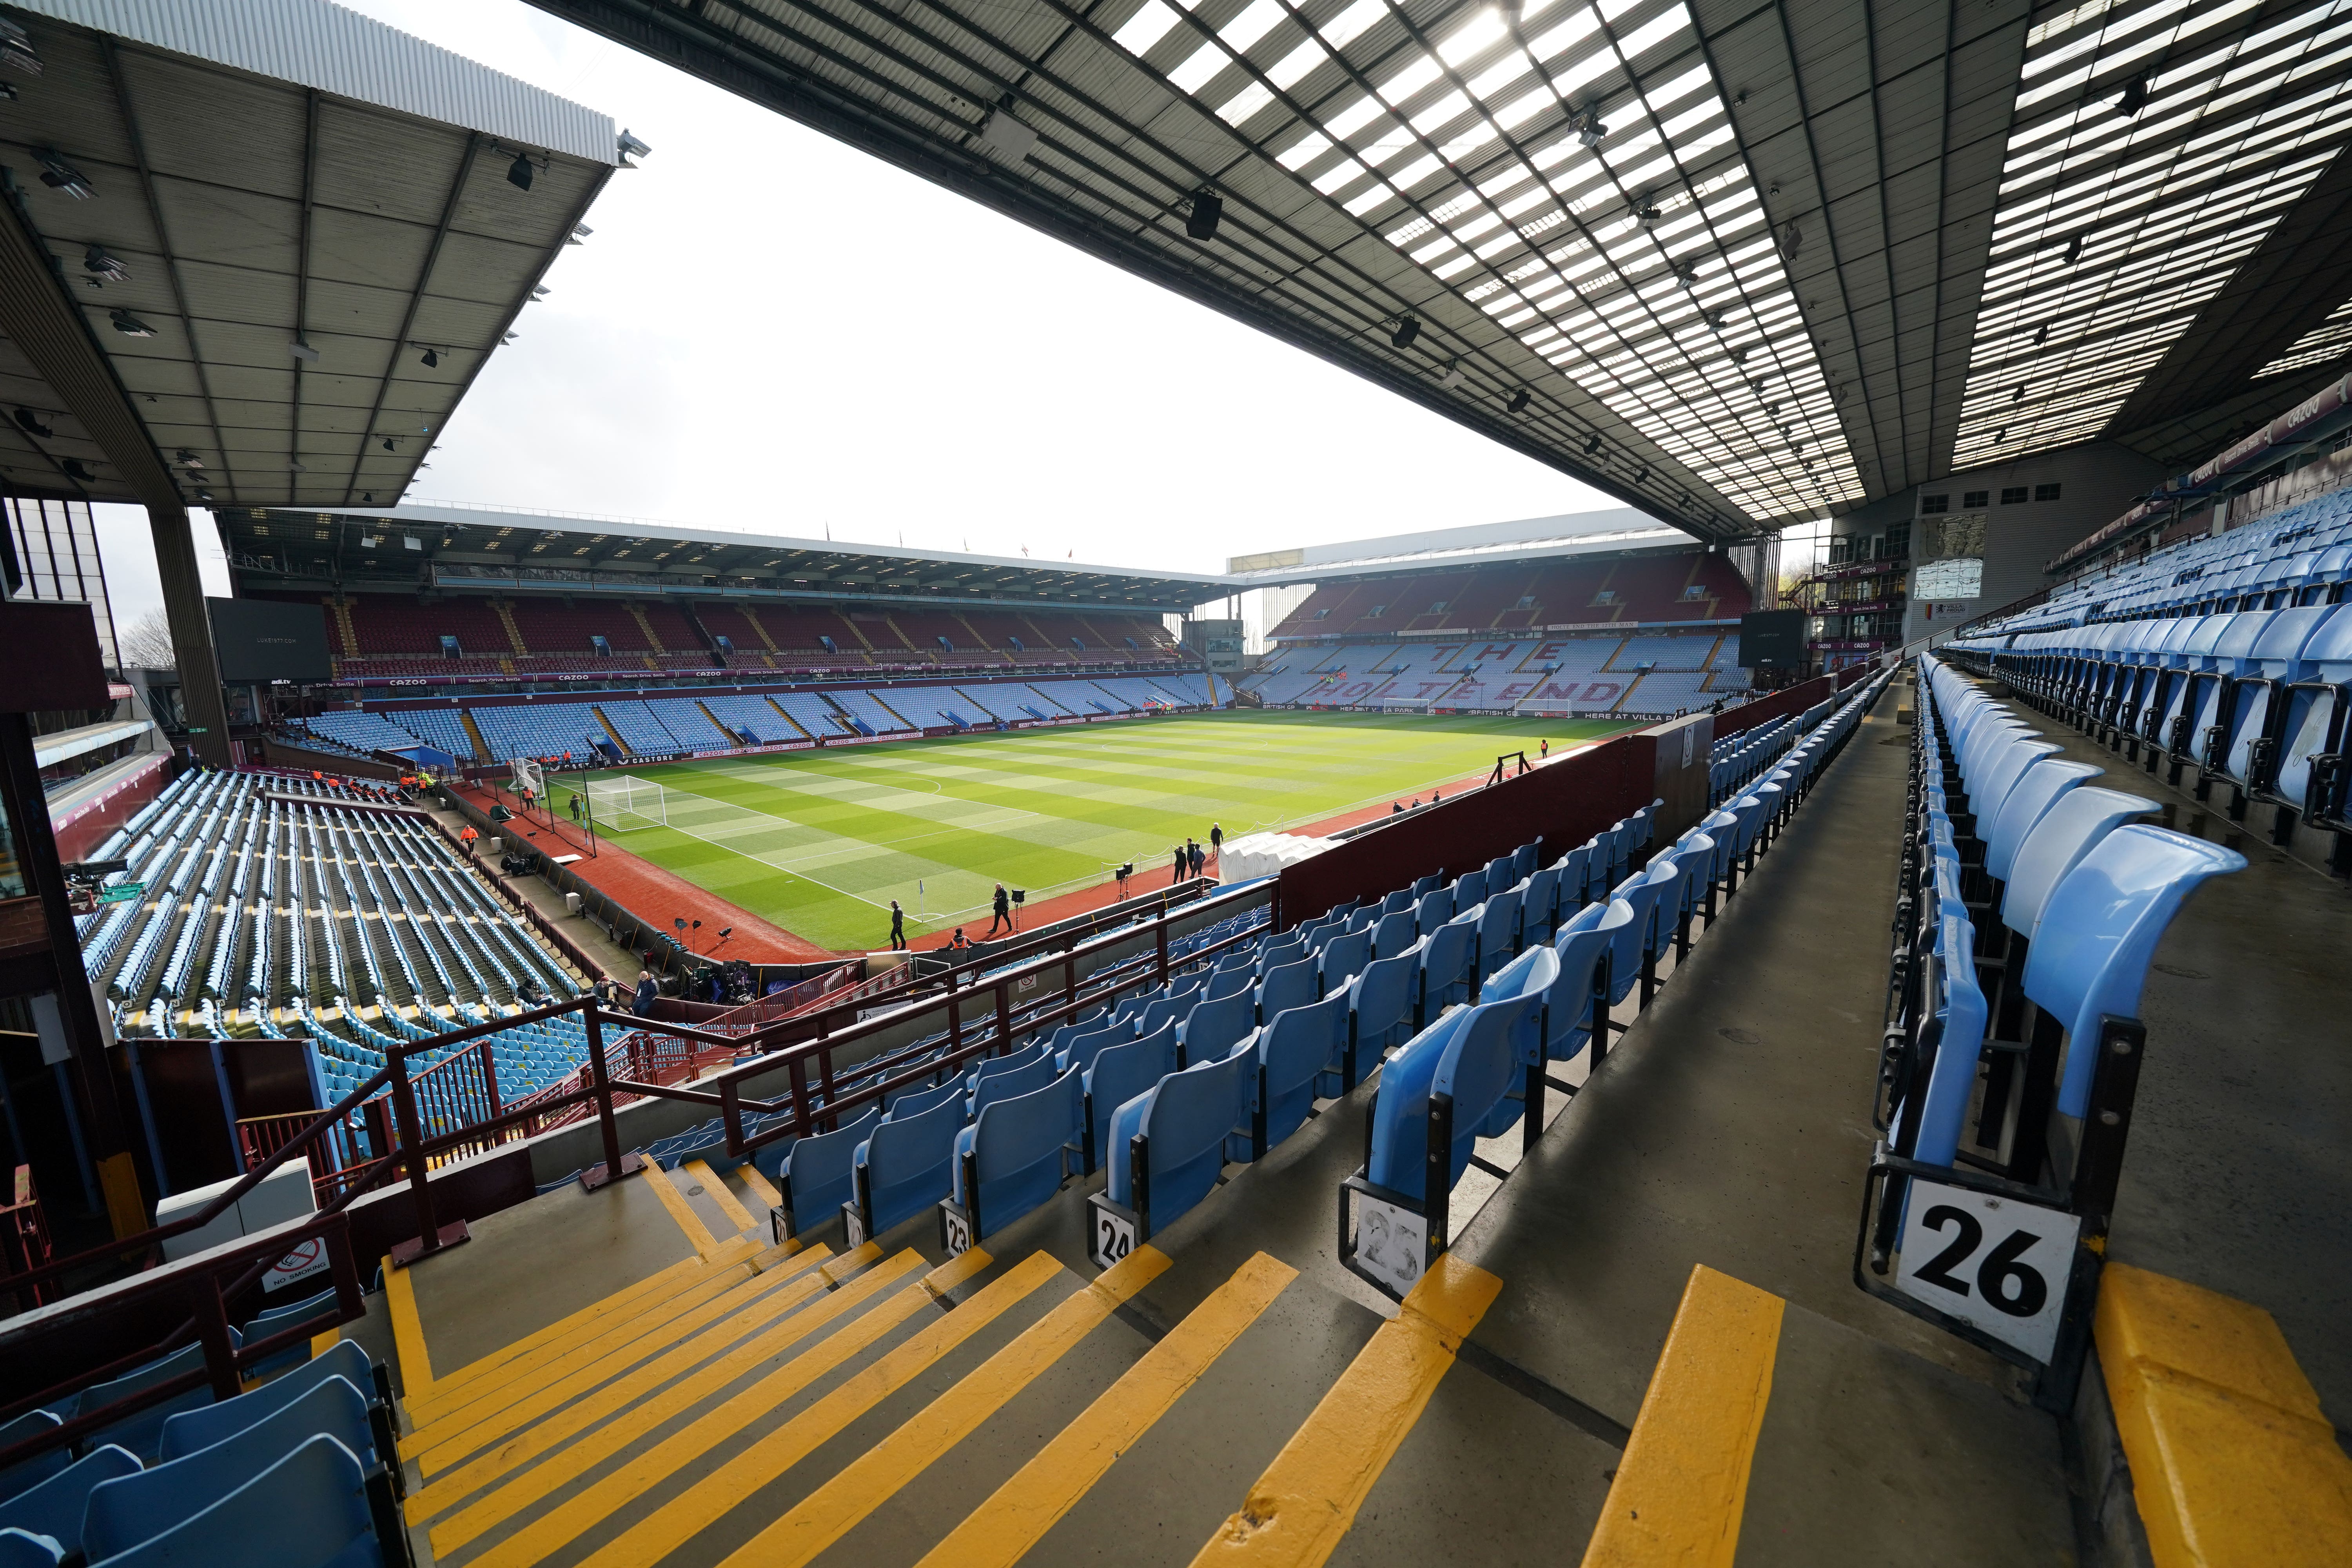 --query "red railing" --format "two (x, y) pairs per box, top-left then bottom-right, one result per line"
(0, 1166), (52, 1315)
(0, 875), (1274, 1477)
